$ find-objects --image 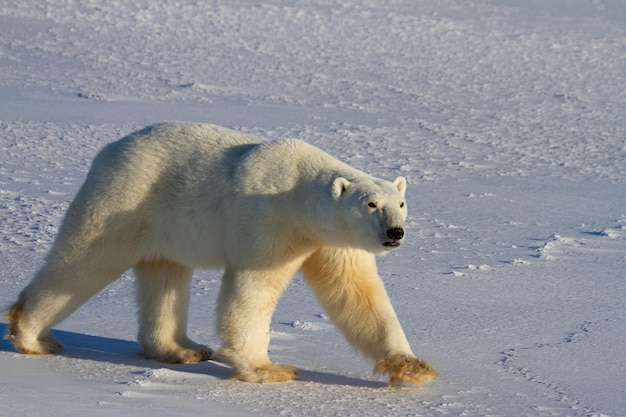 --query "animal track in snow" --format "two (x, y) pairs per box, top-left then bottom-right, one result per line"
(497, 320), (605, 417)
